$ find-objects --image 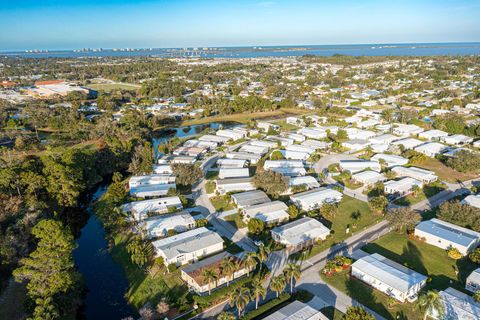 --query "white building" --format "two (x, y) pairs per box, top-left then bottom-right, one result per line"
(288, 176), (320, 190)
(384, 177), (423, 196)
(231, 190), (271, 208)
(351, 253), (427, 302)
(414, 142), (448, 158)
(418, 129), (449, 141)
(130, 183), (176, 198)
(143, 212), (195, 239)
(243, 201), (289, 225)
(369, 134), (399, 145)
(393, 124), (424, 136)
(301, 139), (331, 150)
(442, 134), (474, 146)
(218, 168), (250, 179)
(357, 119), (380, 129)
(415, 218), (480, 256)
(290, 188), (343, 211)
(152, 164), (173, 175)
(239, 144), (269, 155)
(199, 134), (230, 144)
(225, 152), (261, 165)
(216, 158), (247, 168)
(129, 174), (176, 188)
(152, 227), (224, 266)
(392, 138), (425, 150)
(286, 116), (305, 126)
(249, 140), (277, 149)
(216, 177), (255, 195)
(257, 121), (280, 132)
(287, 133), (306, 143)
(271, 217), (330, 251)
(462, 194), (480, 209)
(339, 160), (381, 173)
(216, 129), (245, 141)
(391, 166), (438, 183)
(268, 136), (294, 147)
(466, 268), (480, 293)
(263, 300), (328, 320)
(279, 149), (310, 160)
(352, 170), (386, 185)
(298, 127), (327, 140)
(345, 128), (376, 140)
(264, 160), (304, 170)
(428, 287), (480, 320)
(341, 139), (371, 151)
(121, 196), (183, 221)
(371, 154), (409, 167)
(285, 144), (316, 155)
